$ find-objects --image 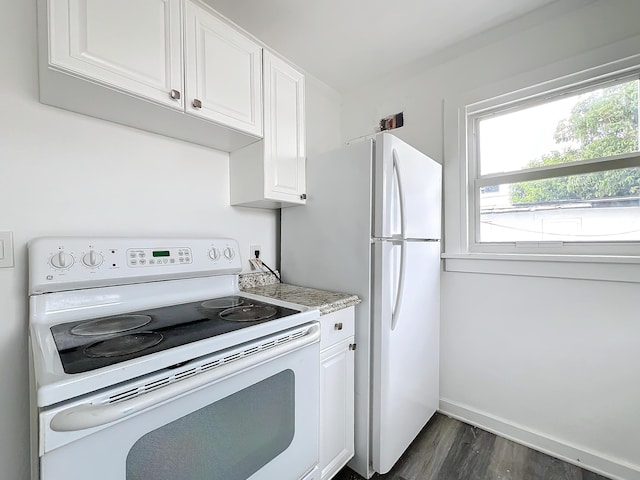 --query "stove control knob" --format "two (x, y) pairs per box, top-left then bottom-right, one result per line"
(223, 247), (235, 260)
(82, 250), (103, 268)
(50, 251), (74, 270)
(208, 248), (221, 261)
